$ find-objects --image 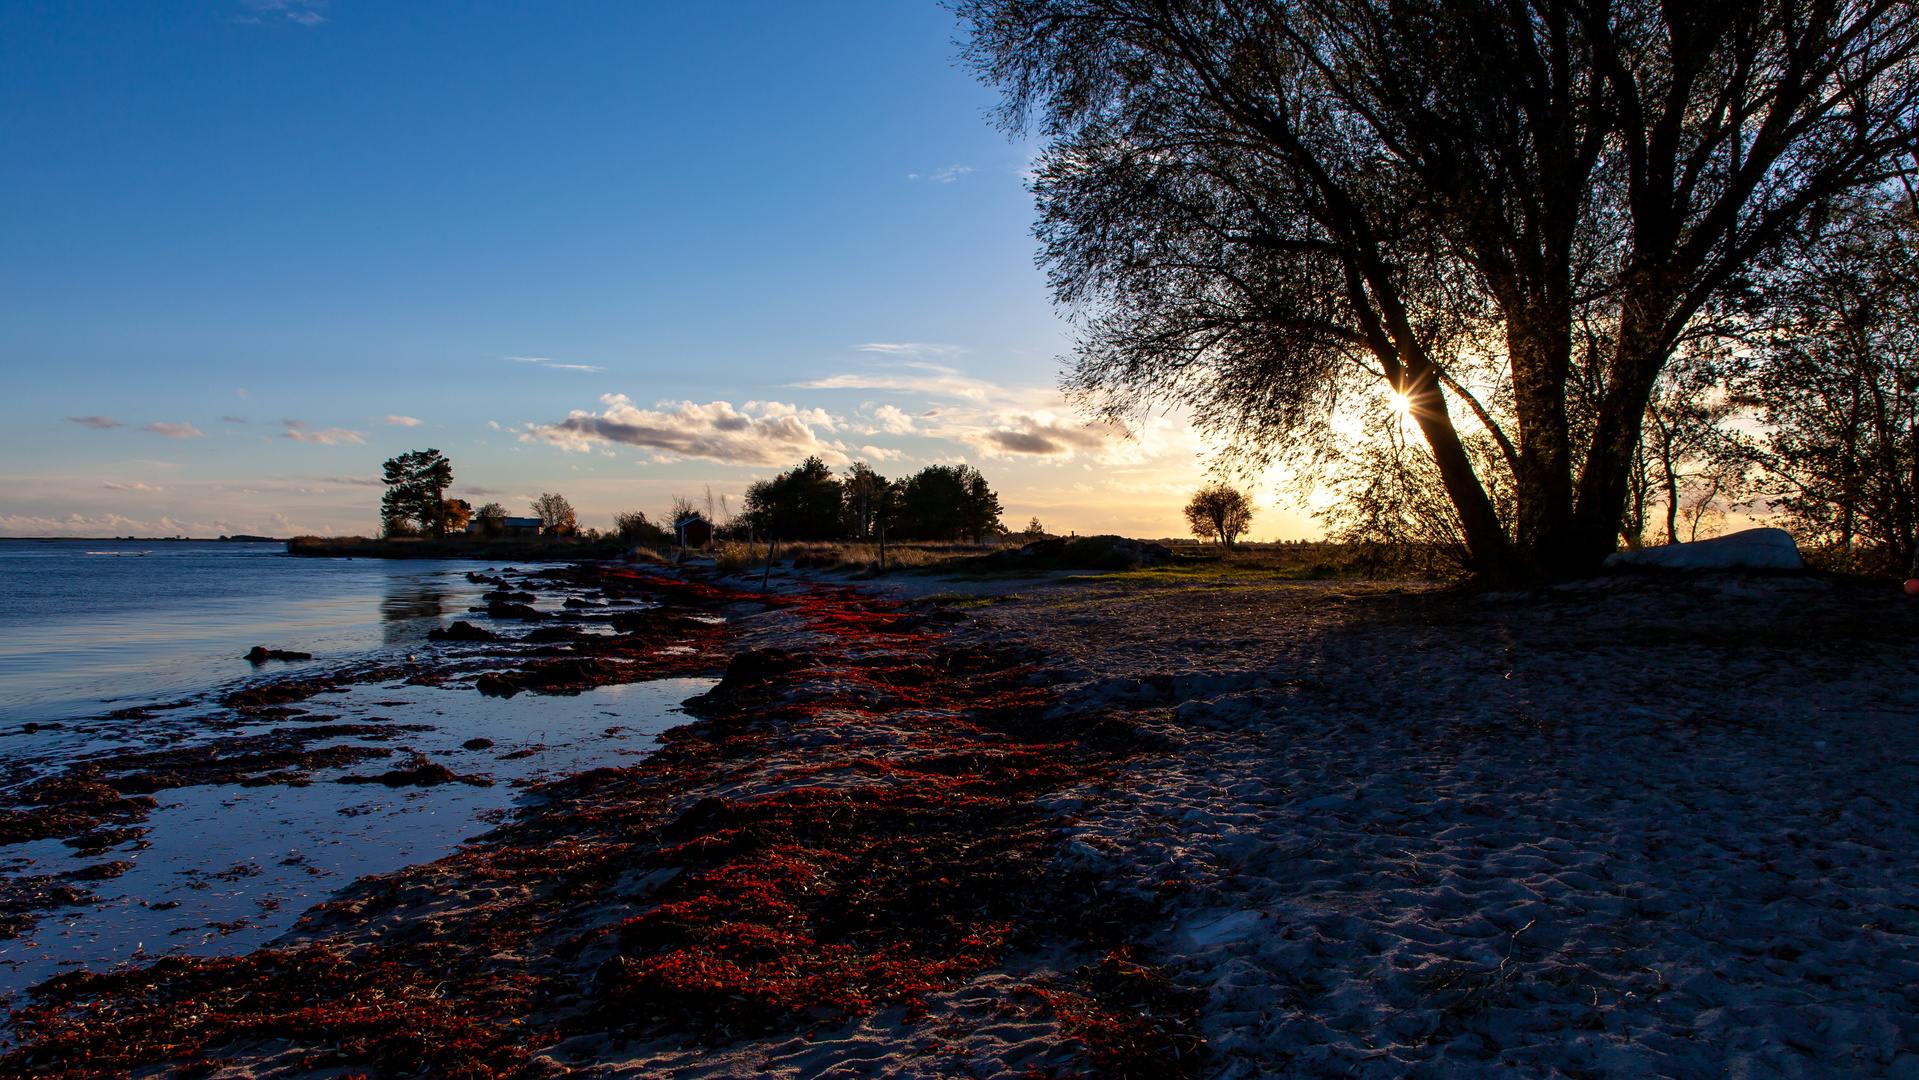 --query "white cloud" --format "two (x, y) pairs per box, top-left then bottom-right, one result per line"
(796, 369), (997, 402)
(907, 166), (975, 183)
(242, 0), (326, 25)
(220, 415), (247, 423)
(101, 481), (163, 492)
(508, 356), (605, 373)
(870, 404), (916, 434)
(144, 422), (205, 439)
(305, 474), (384, 487)
(524, 396), (845, 466)
(65, 416), (122, 430)
(381, 415), (423, 426)
(855, 342), (968, 361)
(281, 419), (366, 445)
